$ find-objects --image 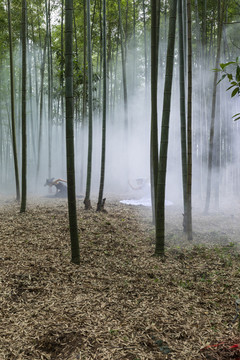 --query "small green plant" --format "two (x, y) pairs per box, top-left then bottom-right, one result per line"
(220, 253), (233, 267)
(179, 279), (193, 289)
(215, 57), (240, 121)
(109, 329), (118, 335)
